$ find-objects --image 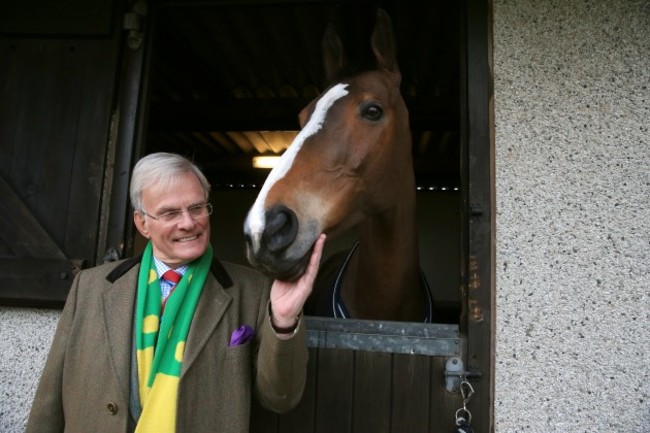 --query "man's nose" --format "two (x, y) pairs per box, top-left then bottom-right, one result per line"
(176, 209), (197, 228)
